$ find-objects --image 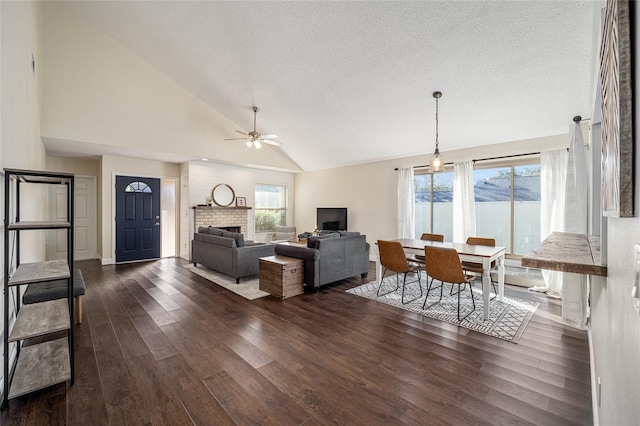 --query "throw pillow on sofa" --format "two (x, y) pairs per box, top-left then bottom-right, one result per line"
(207, 227), (224, 236)
(221, 230), (244, 247)
(306, 233), (340, 249)
(338, 231), (361, 237)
